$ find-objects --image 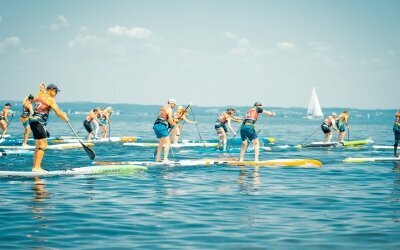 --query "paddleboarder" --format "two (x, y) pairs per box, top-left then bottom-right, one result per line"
(21, 95), (35, 147)
(321, 113), (339, 143)
(394, 111), (400, 157)
(337, 111), (350, 142)
(170, 105), (196, 145)
(153, 98), (178, 162)
(215, 107), (242, 151)
(83, 108), (102, 141)
(239, 102), (275, 162)
(30, 83), (69, 172)
(0, 103), (13, 138)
